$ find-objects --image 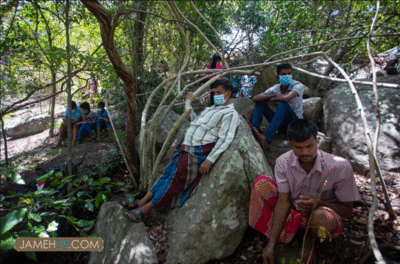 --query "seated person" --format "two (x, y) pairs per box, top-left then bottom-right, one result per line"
(73, 102), (97, 145)
(121, 78), (239, 222)
(249, 119), (360, 264)
(53, 101), (82, 148)
(96, 101), (112, 140)
(384, 47), (400, 75)
(237, 75), (257, 98)
(252, 63), (303, 146)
